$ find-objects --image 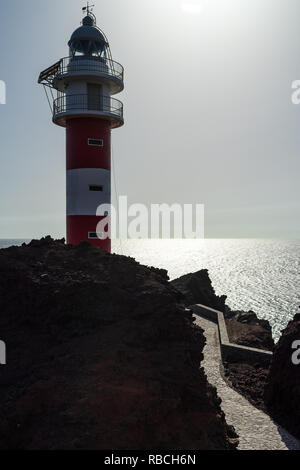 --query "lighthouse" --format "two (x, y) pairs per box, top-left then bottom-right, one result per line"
(38, 5), (124, 252)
